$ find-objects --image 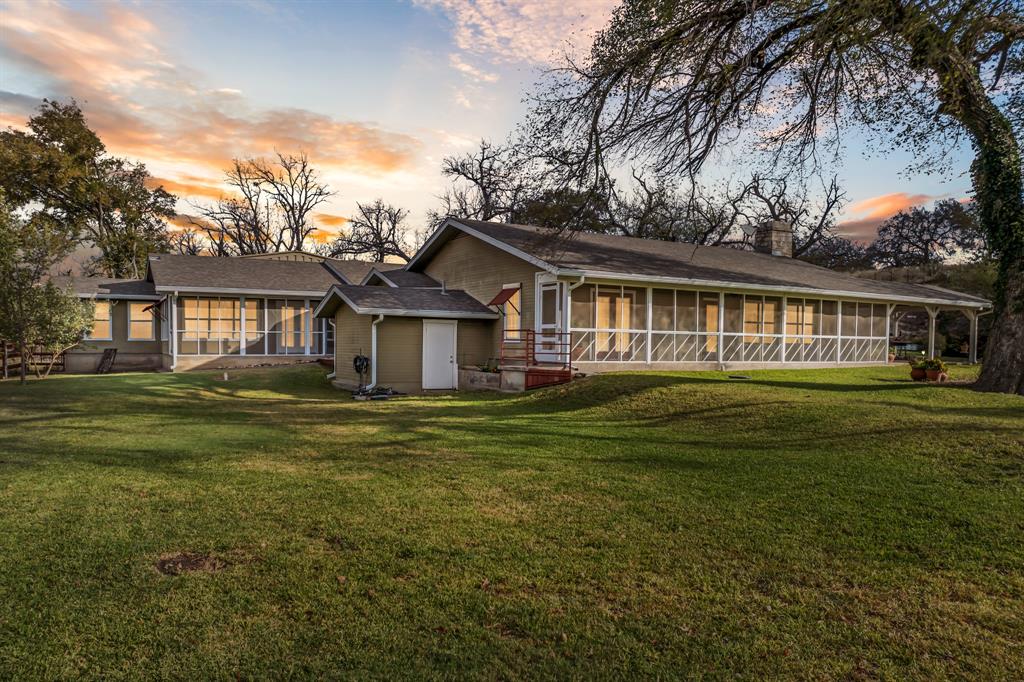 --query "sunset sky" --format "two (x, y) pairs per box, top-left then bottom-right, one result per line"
(1, 0), (976, 244)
